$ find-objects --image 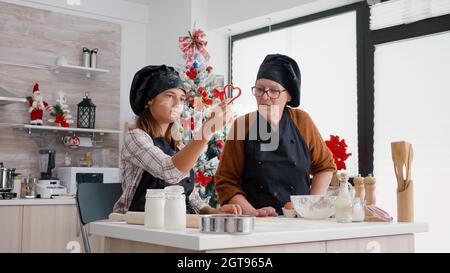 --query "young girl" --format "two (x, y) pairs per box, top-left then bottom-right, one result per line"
(113, 65), (241, 215)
